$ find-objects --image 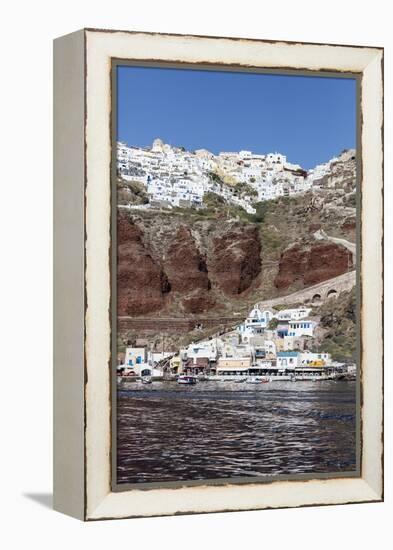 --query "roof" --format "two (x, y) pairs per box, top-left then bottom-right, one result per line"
(277, 351), (299, 357)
